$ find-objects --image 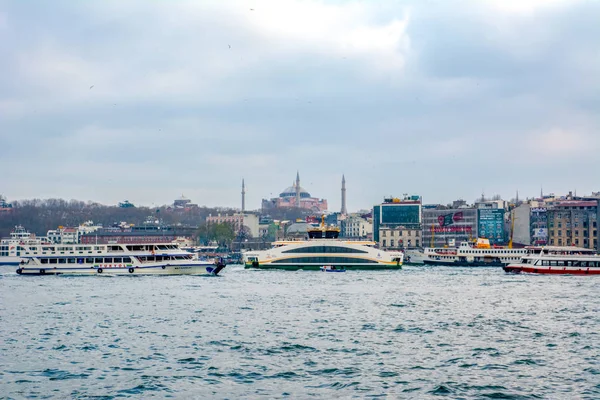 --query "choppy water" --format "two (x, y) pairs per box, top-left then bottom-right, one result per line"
(1, 265), (599, 399)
